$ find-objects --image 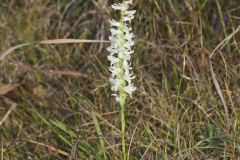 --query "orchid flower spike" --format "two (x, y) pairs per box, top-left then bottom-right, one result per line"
(107, 0), (136, 103)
